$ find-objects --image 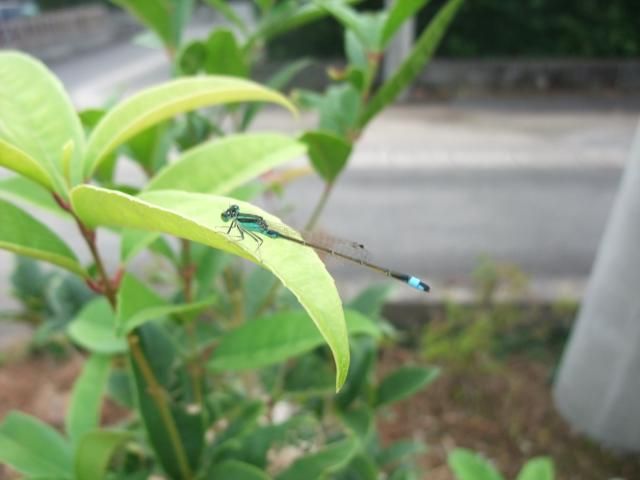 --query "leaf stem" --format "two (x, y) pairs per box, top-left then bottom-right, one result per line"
(305, 181), (334, 231)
